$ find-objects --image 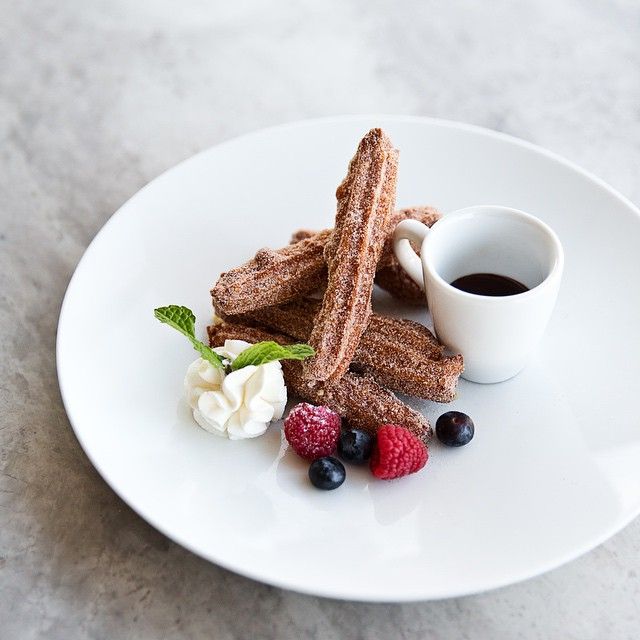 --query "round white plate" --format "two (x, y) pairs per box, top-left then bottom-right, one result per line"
(57, 116), (640, 601)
